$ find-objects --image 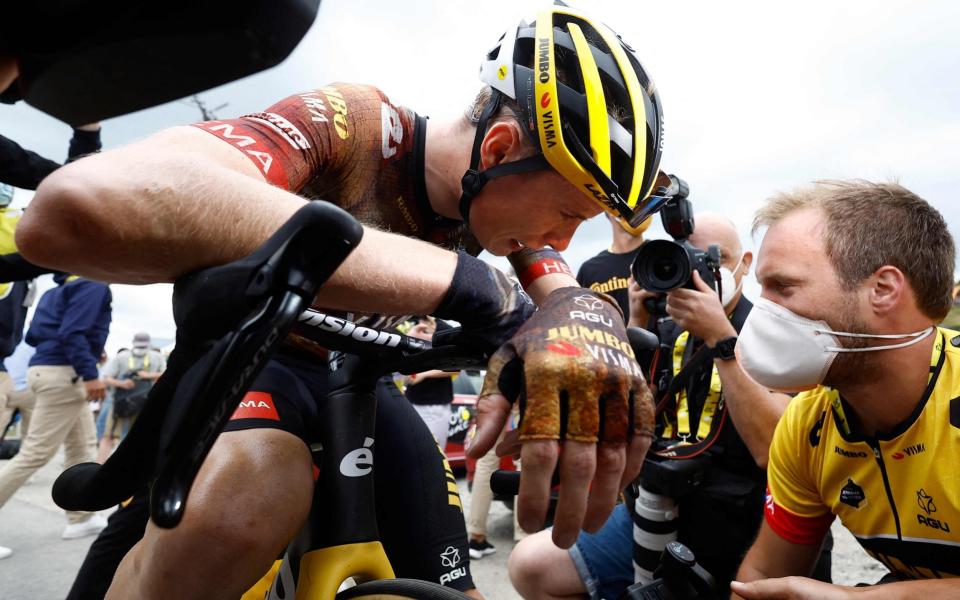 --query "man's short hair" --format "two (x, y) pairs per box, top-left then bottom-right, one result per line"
(753, 179), (955, 320)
